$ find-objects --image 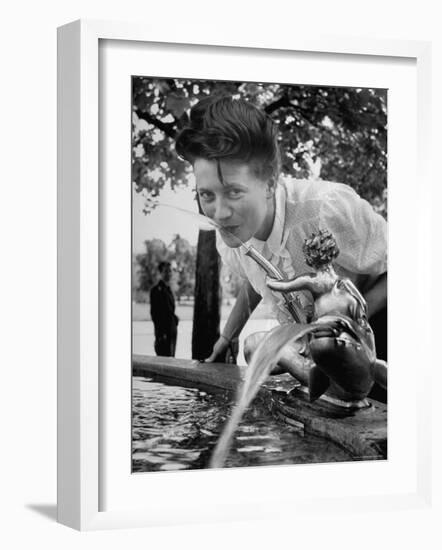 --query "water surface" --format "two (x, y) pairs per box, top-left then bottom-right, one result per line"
(132, 376), (352, 472)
